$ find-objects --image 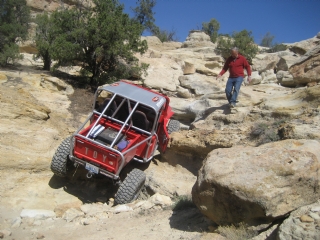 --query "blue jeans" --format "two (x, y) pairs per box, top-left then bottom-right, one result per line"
(225, 77), (243, 105)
